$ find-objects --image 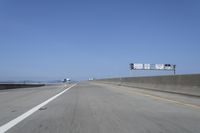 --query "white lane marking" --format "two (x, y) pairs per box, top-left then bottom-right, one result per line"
(0, 84), (77, 133)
